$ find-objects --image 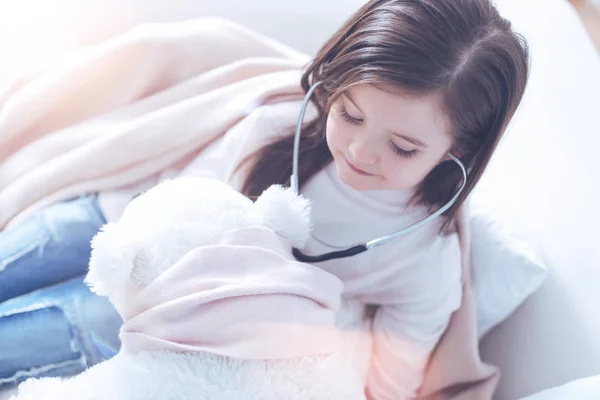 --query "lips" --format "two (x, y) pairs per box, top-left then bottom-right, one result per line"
(344, 157), (375, 176)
